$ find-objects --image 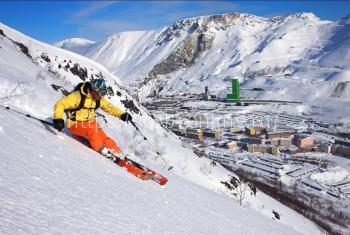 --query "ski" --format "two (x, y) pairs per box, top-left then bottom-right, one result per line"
(103, 153), (168, 186)
(123, 156), (168, 186)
